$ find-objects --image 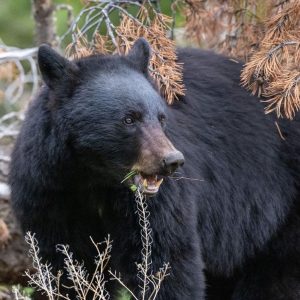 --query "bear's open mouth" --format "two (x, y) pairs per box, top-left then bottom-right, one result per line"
(133, 173), (164, 195)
